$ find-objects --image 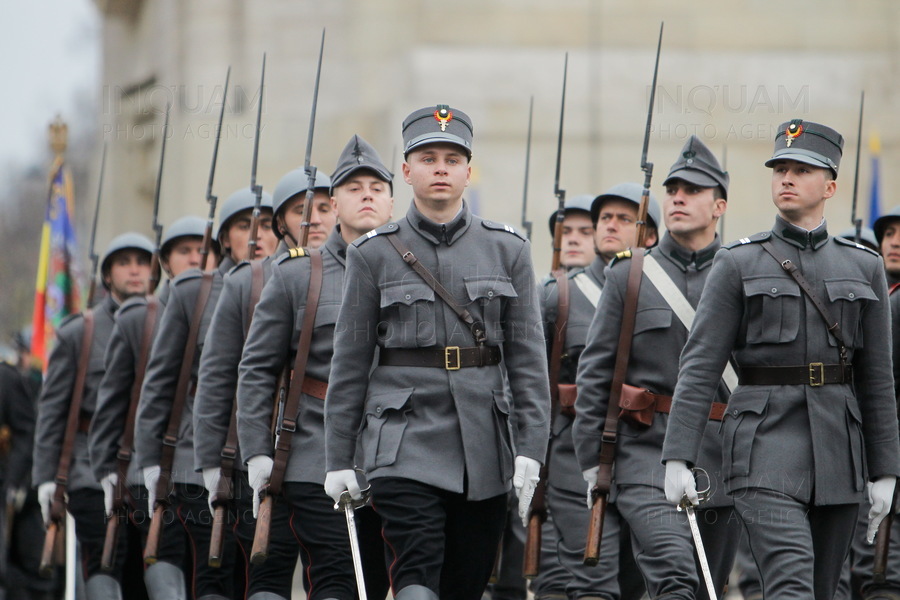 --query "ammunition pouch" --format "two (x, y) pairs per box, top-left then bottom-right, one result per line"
(558, 384), (577, 417)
